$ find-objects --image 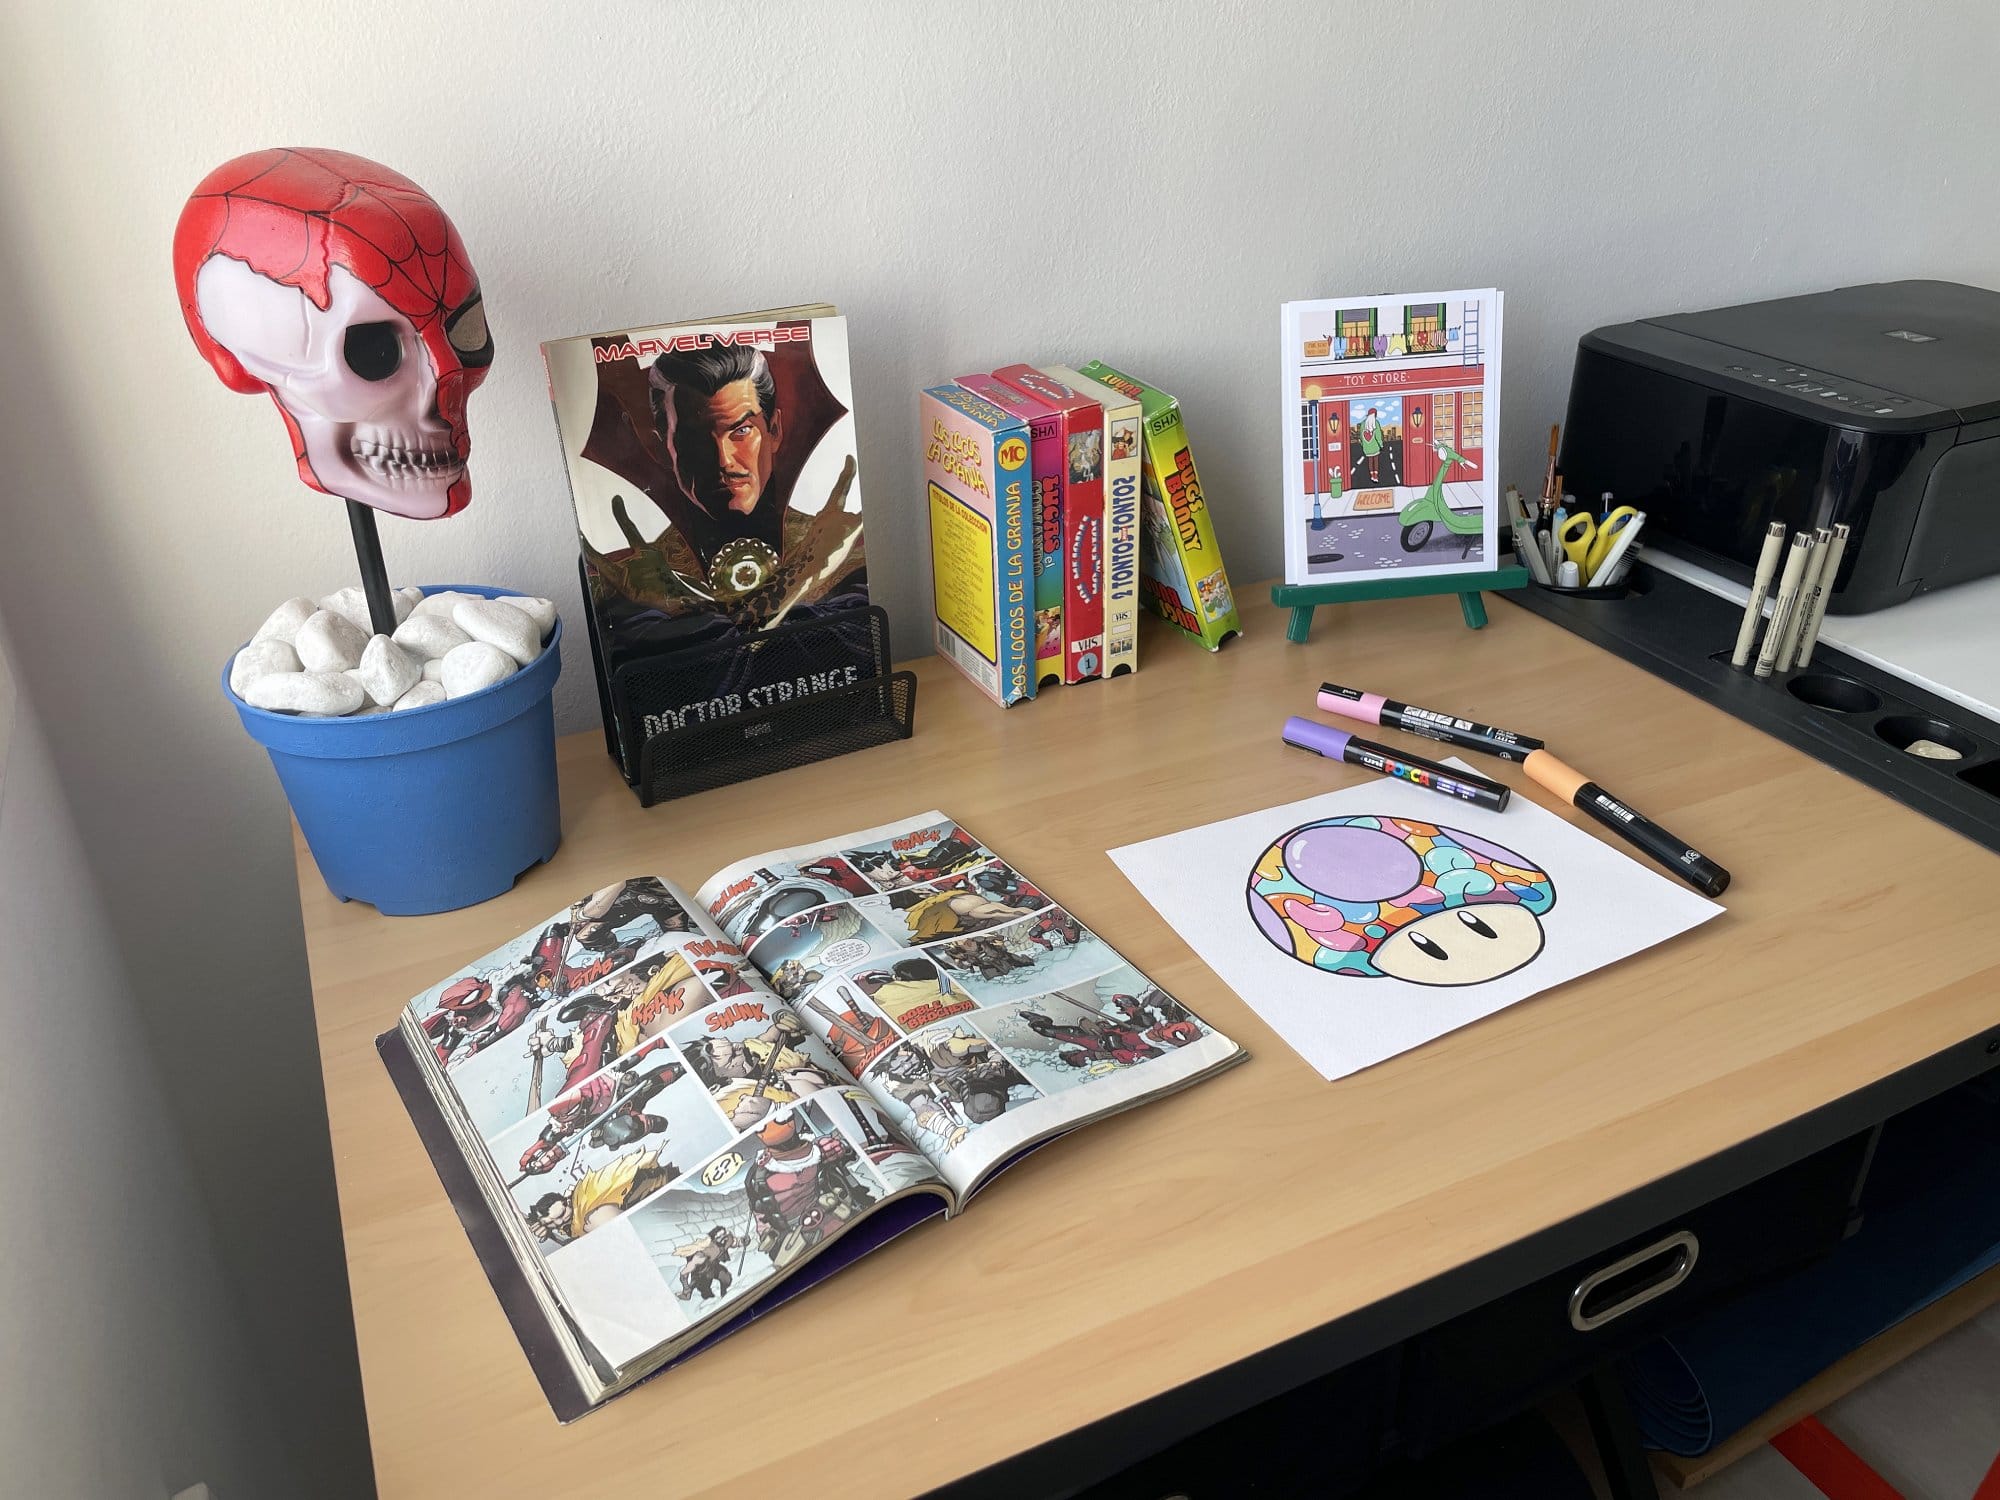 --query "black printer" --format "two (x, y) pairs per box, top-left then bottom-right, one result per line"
(1559, 280), (2000, 613)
